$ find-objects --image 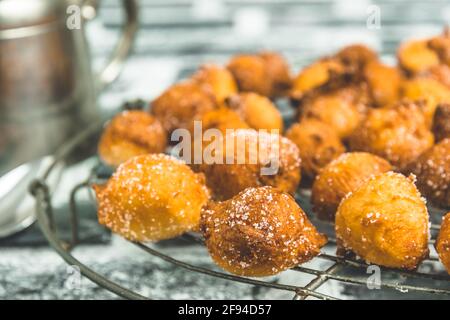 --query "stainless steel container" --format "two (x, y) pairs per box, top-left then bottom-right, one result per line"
(0, 0), (138, 237)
